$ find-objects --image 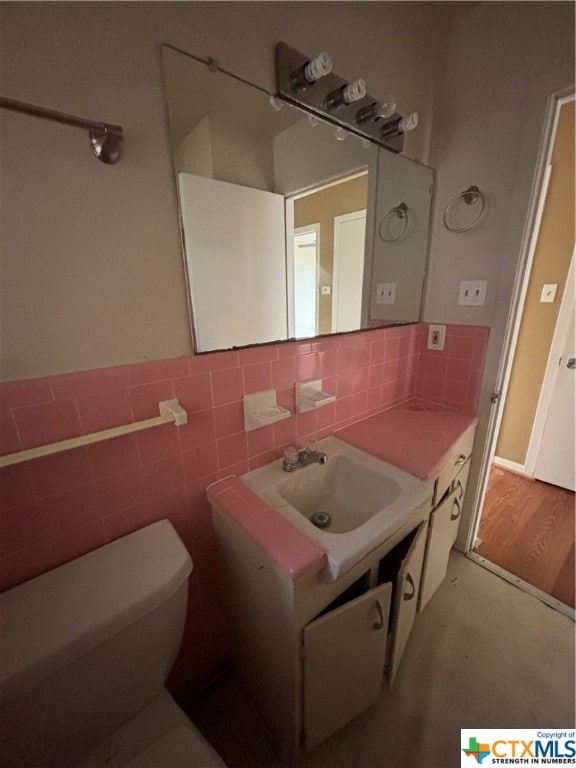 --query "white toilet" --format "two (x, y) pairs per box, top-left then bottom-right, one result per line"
(0, 519), (227, 768)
